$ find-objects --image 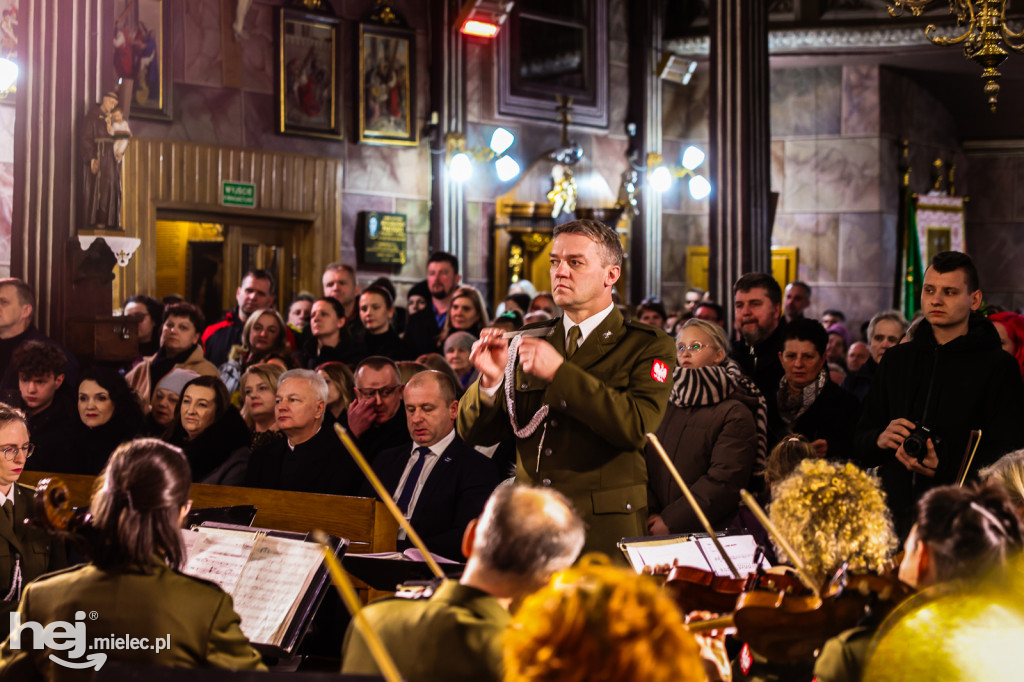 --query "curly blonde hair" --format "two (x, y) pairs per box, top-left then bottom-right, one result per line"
(769, 459), (897, 580)
(504, 554), (704, 682)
